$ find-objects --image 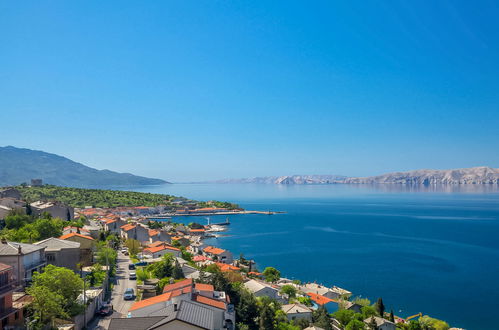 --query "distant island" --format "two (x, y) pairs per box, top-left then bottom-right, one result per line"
(0, 146), (169, 187)
(206, 166), (499, 185)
